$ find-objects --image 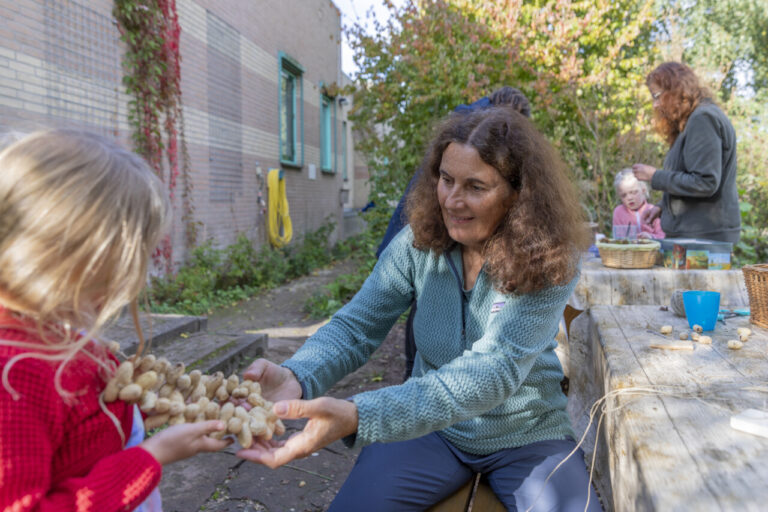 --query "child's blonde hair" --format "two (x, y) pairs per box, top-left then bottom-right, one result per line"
(0, 129), (170, 400)
(613, 168), (649, 198)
